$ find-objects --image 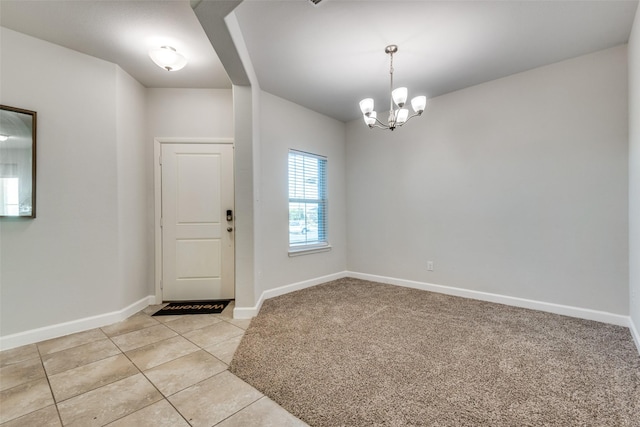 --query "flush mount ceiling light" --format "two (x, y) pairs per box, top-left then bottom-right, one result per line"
(0, 134), (9, 142)
(149, 46), (187, 71)
(359, 45), (427, 131)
